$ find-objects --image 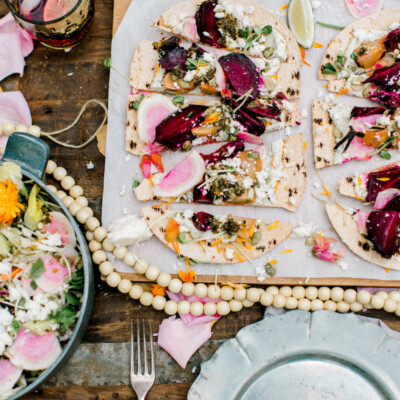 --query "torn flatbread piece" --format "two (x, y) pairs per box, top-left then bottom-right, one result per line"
(125, 92), (299, 155)
(135, 132), (307, 212)
(312, 99), (400, 169)
(338, 161), (400, 204)
(152, 0), (302, 99)
(130, 36), (299, 100)
(326, 204), (400, 270)
(141, 206), (292, 264)
(318, 8), (400, 107)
